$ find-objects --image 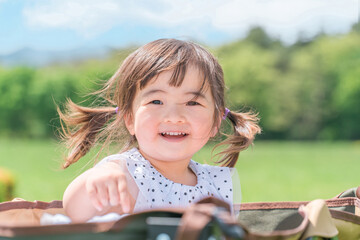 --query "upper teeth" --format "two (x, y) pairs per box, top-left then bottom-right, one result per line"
(162, 132), (186, 136)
